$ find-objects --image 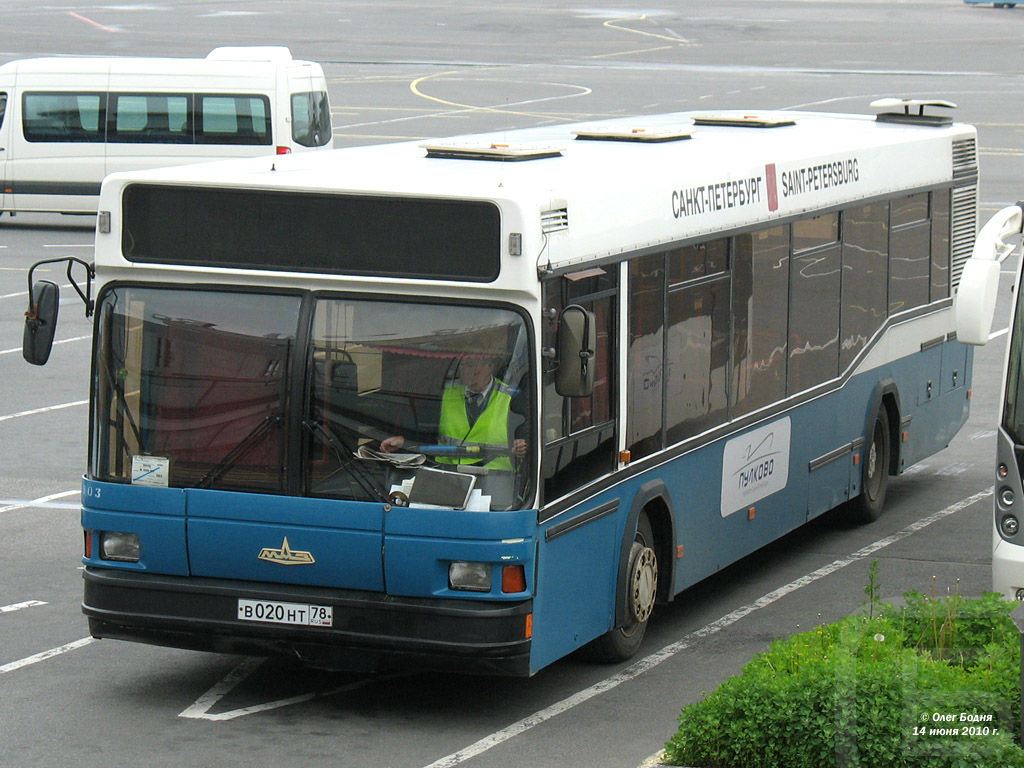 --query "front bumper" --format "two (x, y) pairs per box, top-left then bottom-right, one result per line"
(83, 567), (533, 677)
